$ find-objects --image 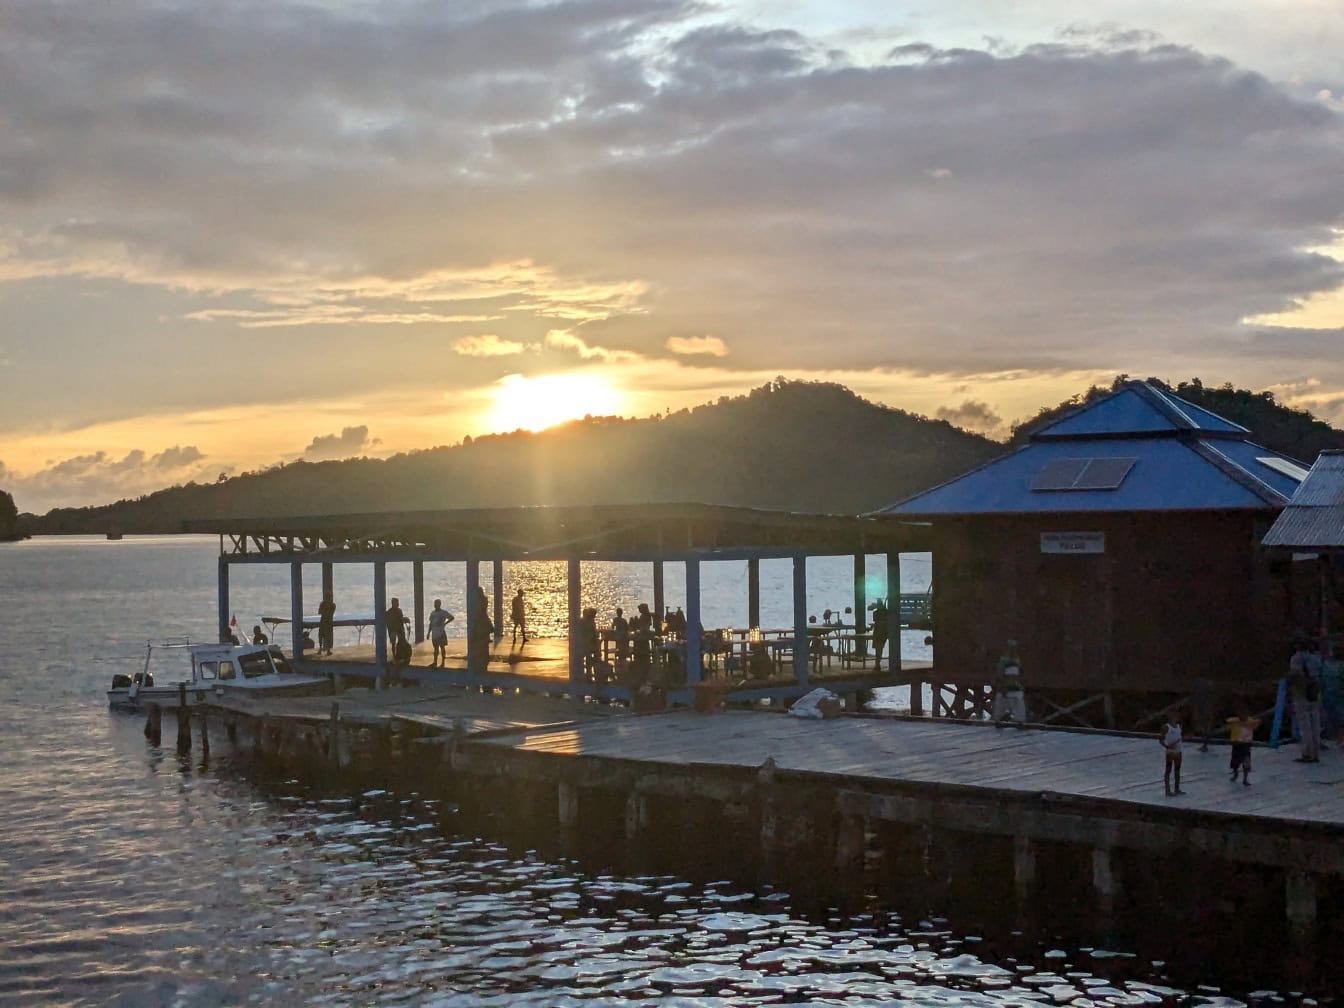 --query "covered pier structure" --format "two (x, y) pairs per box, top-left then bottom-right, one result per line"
(187, 503), (931, 706)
